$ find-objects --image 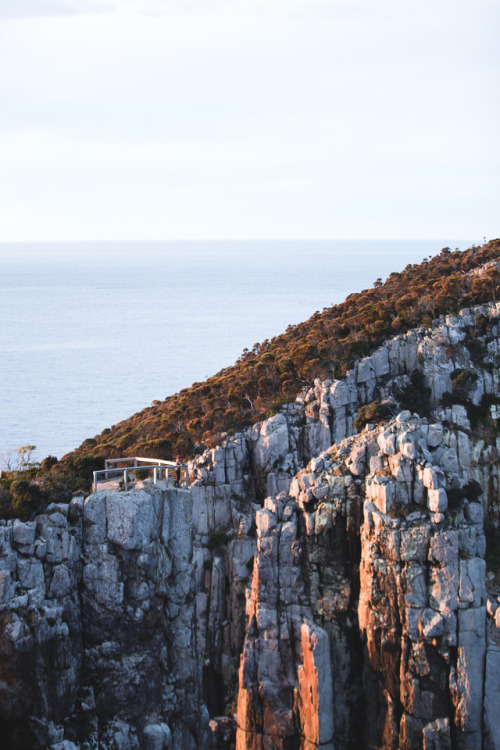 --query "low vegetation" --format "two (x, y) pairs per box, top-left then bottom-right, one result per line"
(353, 401), (392, 430)
(70, 240), (500, 459)
(2, 239), (500, 518)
